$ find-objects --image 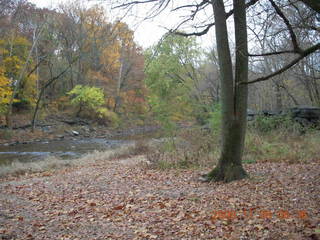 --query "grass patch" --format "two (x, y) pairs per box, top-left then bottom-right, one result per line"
(147, 127), (219, 170)
(243, 159), (256, 164)
(0, 144), (136, 179)
(148, 125), (320, 170)
(0, 156), (70, 178)
(244, 129), (320, 164)
(110, 140), (151, 159)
